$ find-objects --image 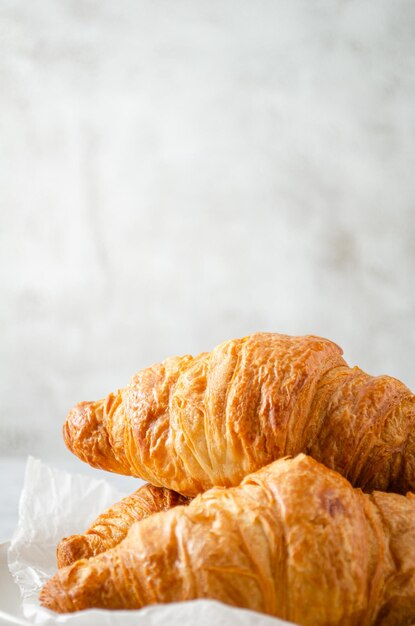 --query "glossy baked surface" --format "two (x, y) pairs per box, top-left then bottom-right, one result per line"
(41, 454), (415, 625)
(64, 332), (415, 495)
